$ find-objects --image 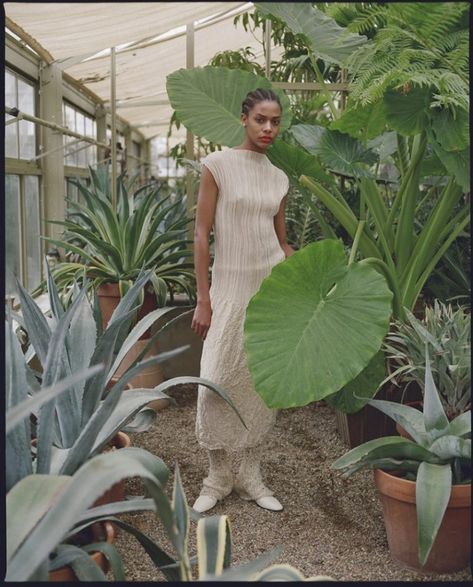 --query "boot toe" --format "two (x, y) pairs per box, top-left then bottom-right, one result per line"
(192, 495), (217, 513)
(255, 495), (283, 511)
